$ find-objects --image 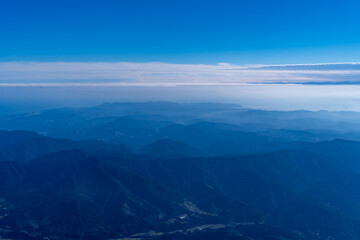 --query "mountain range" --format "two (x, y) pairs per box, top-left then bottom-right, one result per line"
(1, 102), (360, 239)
